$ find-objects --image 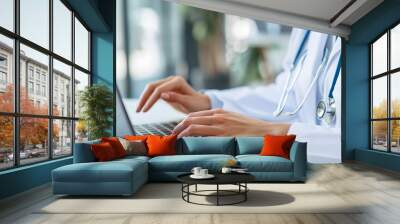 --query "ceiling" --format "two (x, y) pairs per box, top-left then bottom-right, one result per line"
(164, 0), (384, 38)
